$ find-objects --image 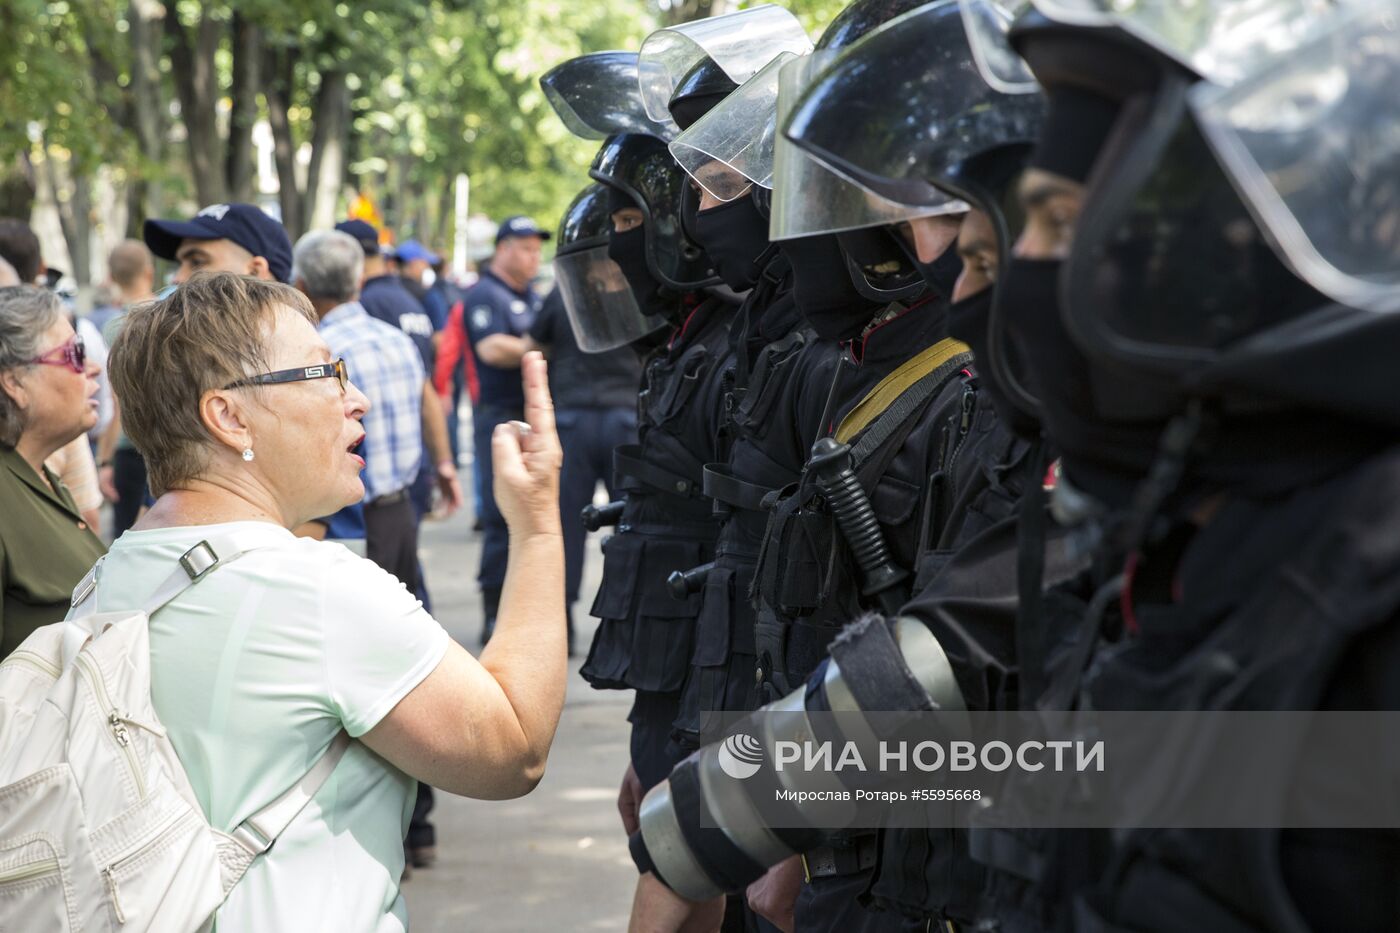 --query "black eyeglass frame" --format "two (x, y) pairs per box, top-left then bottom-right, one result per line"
(223, 358), (349, 392)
